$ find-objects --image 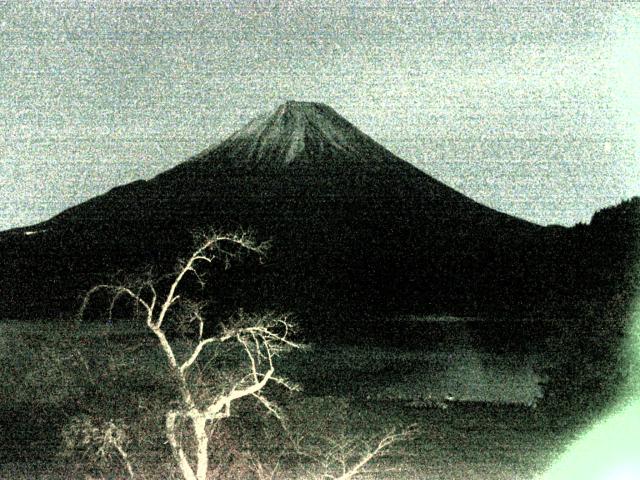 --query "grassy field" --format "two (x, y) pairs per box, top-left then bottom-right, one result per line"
(0, 318), (626, 479)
